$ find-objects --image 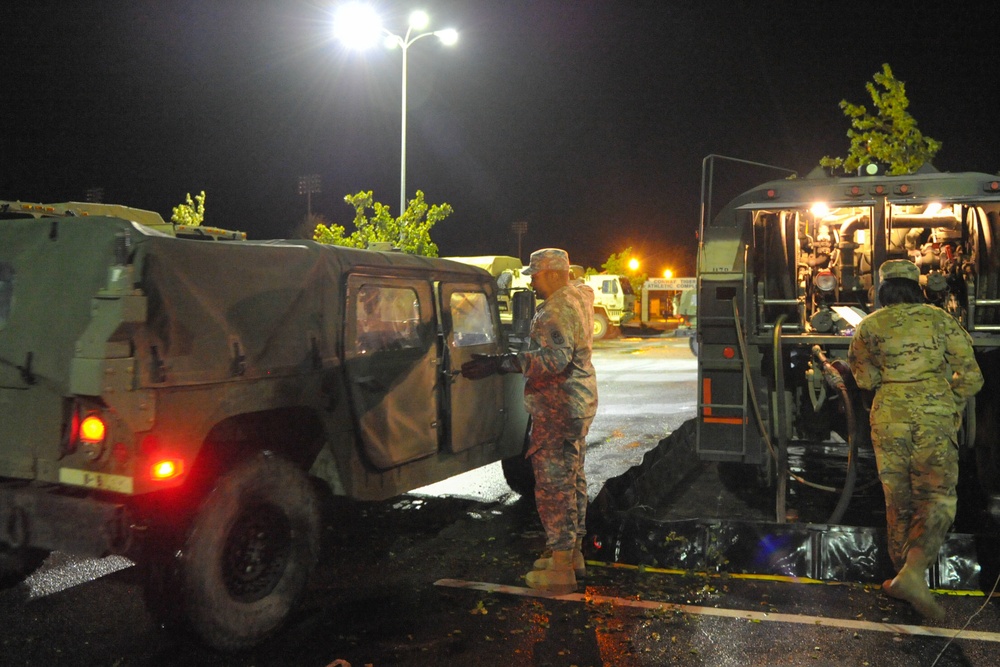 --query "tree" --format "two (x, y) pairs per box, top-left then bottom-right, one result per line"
(820, 63), (941, 176)
(597, 247), (647, 293)
(313, 190), (452, 257)
(171, 191), (206, 226)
